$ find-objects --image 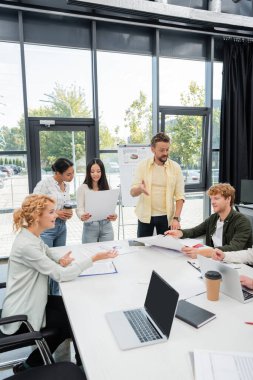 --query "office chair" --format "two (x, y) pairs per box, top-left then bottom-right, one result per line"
(0, 286), (60, 369)
(0, 326), (86, 380)
(235, 204), (253, 239)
